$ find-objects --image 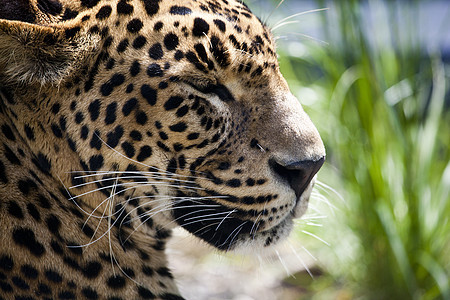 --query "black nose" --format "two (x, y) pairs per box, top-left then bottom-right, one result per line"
(270, 157), (325, 199)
